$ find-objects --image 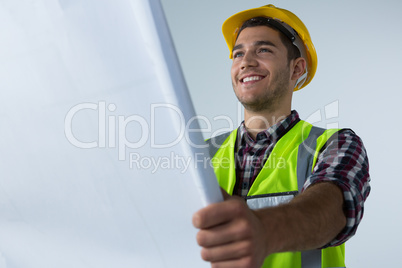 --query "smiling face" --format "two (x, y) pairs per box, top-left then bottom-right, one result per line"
(231, 26), (294, 113)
